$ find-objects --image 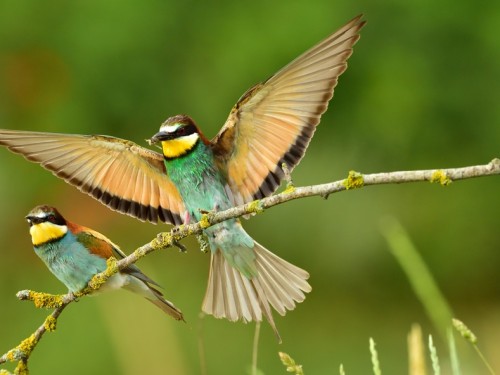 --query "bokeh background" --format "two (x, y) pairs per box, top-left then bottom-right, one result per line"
(1, 1), (499, 374)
